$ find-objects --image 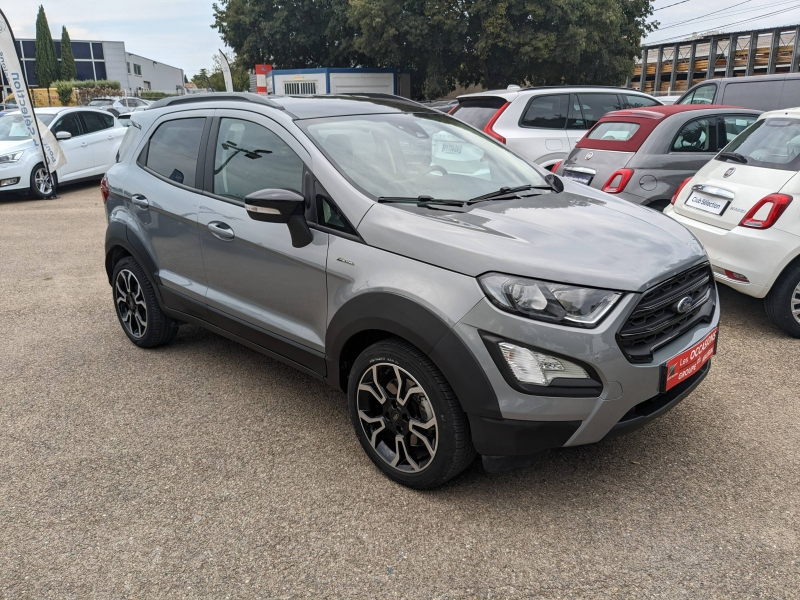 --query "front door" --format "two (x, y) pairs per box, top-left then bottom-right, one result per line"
(197, 111), (329, 365)
(49, 112), (93, 181)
